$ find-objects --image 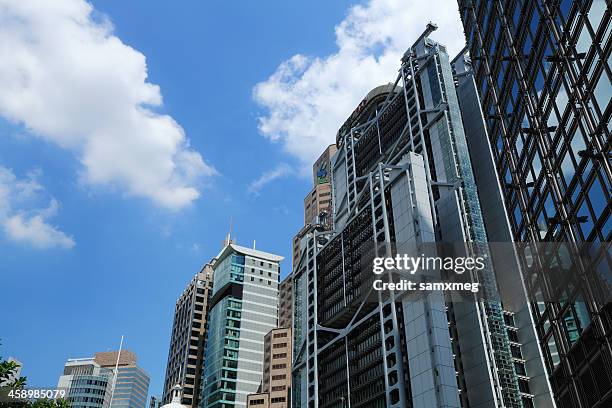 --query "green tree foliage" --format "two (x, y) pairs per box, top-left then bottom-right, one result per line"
(1, 340), (68, 408)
